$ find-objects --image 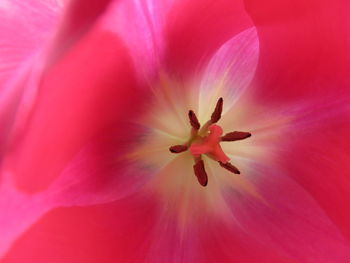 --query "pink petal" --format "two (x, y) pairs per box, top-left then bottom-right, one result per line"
(1, 193), (300, 263)
(100, 0), (171, 78)
(0, 192), (297, 263)
(100, 0), (253, 79)
(46, 0), (115, 67)
(3, 28), (150, 193)
(0, 0), (115, 160)
(0, 123), (152, 258)
(47, 124), (153, 207)
(1, 193), (161, 263)
(195, 220), (298, 263)
(0, 0), (58, 88)
(223, 163), (350, 262)
(224, 92), (350, 258)
(278, 98), (350, 242)
(213, 93), (350, 261)
(198, 27), (259, 119)
(0, 175), (50, 259)
(164, 0), (253, 77)
(0, 0), (59, 155)
(245, 0), (350, 102)
(242, 0), (350, 244)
